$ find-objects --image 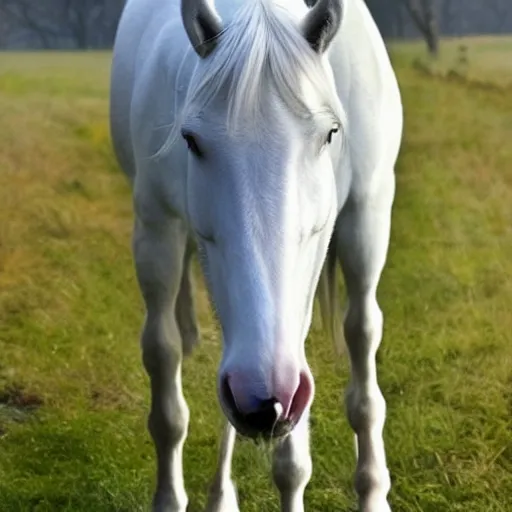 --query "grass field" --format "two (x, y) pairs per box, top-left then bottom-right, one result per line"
(388, 35), (512, 86)
(0, 37), (511, 512)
